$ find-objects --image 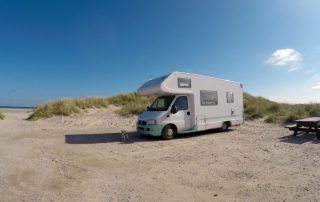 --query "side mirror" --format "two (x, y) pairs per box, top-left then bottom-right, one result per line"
(170, 105), (178, 114)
